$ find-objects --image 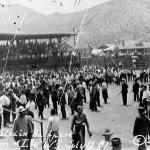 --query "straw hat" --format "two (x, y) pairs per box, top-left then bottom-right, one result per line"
(138, 107), (145, 114)
(18, 106), (26, 113)
(102, 129), (113, 136)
